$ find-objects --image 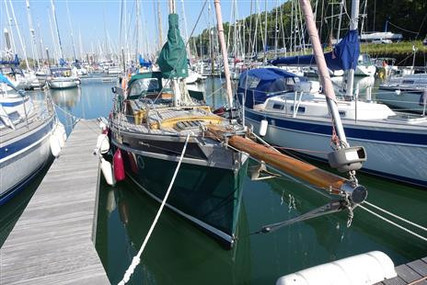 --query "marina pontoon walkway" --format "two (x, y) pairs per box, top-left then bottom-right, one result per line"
(0, 119), (109, 284)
